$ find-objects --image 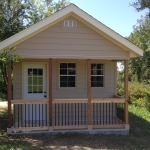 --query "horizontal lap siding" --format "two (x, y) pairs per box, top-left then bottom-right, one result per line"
(13, 59), (116, 100)
(53, 59), (115, 98)
(15, 16), (129, 59)
(13, 62), (22, 99)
